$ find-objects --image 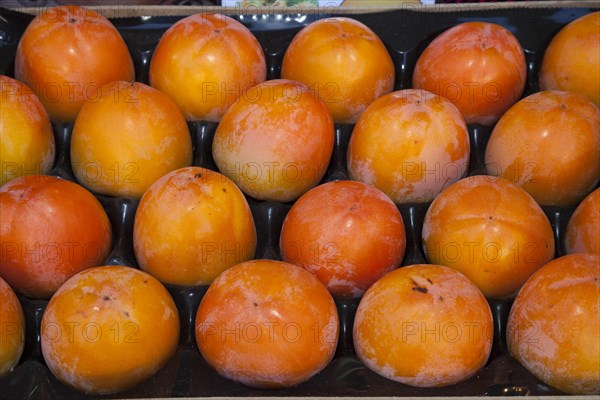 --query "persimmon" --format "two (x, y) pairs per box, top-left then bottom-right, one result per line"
(0, 277), (25, 377)
(354, 264), (493, 387)
(507, 254), (600, 394)
(70, 81), (192, 198)
(347, 89), (470, 203)
(0, 175), (112, 299)
(150, 13), (266, 122)
(422, 175), (555, 299)
(484, 90), (599, 207)
(15, 6), (134, 122)
(566, 188), (600, 255)
(0, 75), (55, 186)
(195, 259), (338, 388)
(280, 180), (405, 297)
(412, 21), (526, 125)
(41, 266), (180, 394)
(212, 79), (333, 202)
(540, 12), (600, 106)
(133, 167), (257, 286)
(281, 17), (395, 124)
